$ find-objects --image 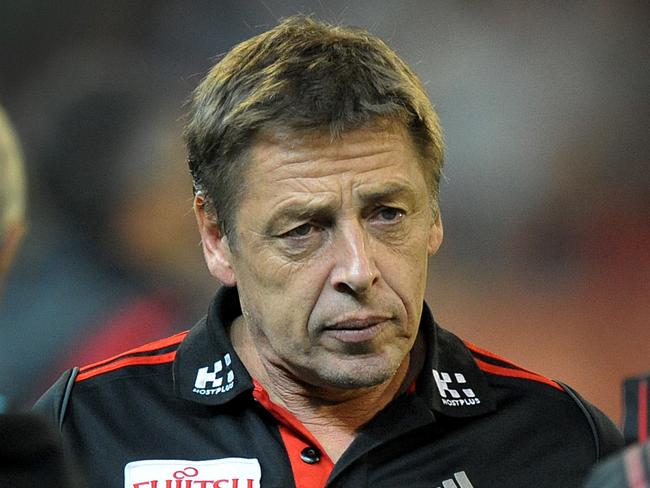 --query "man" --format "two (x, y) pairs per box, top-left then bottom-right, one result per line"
(0, 104), (80, 487)
(36, 16), (623, 487)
